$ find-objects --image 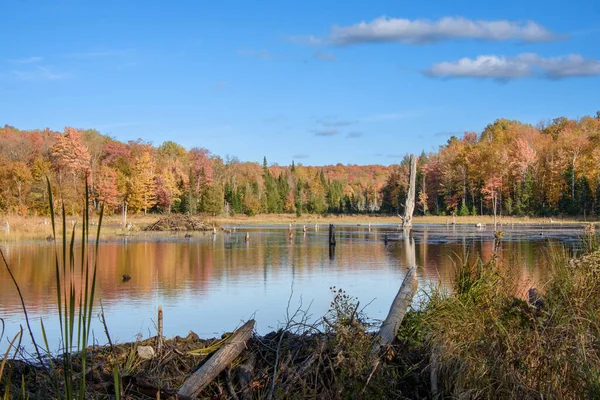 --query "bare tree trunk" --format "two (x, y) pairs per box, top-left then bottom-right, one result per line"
(572, 155), (577, 201)
(17, 181), (22, 211)
(402, 155), (417, 228)
(122, 202), (127, 228)
(493, 192), (497, 230)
